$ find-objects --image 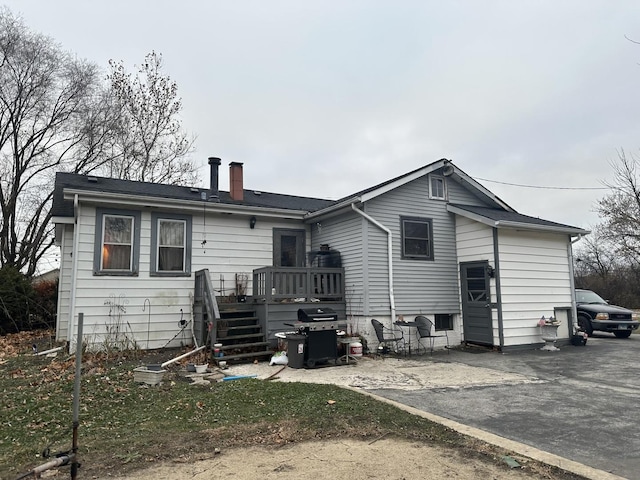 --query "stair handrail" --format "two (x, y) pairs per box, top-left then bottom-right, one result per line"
(195, 269), (221, 346)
